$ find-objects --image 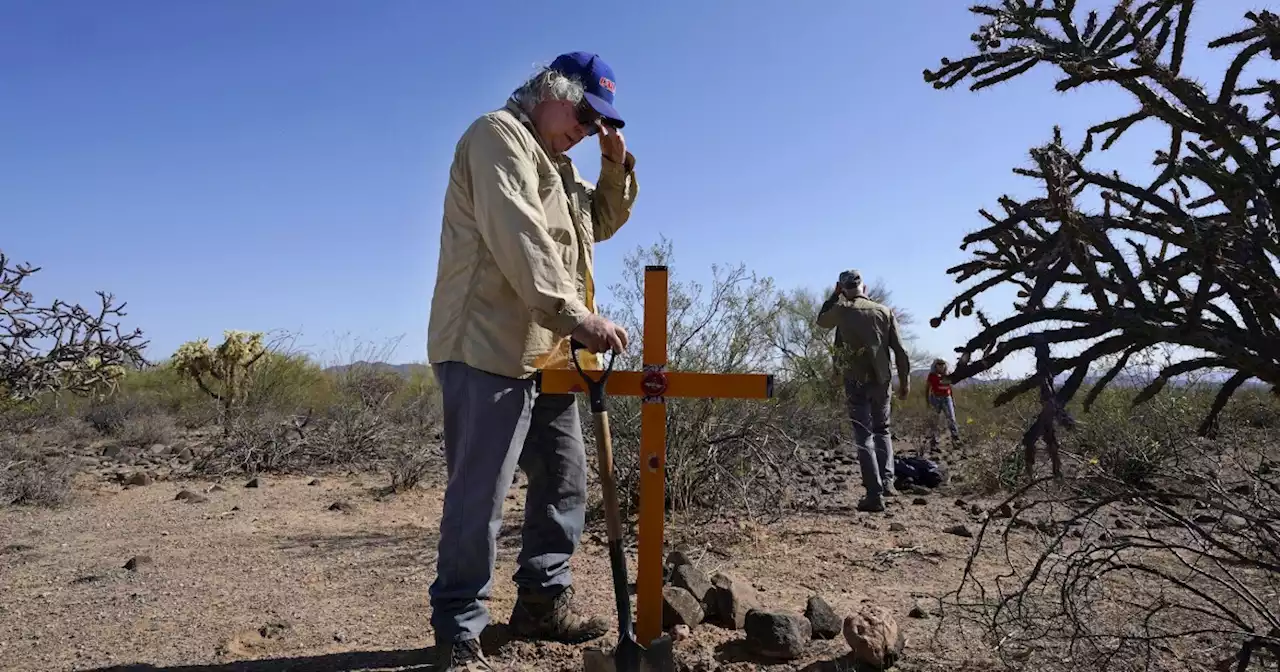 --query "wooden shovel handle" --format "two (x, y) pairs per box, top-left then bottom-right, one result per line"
(591, 410), (625, 546)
